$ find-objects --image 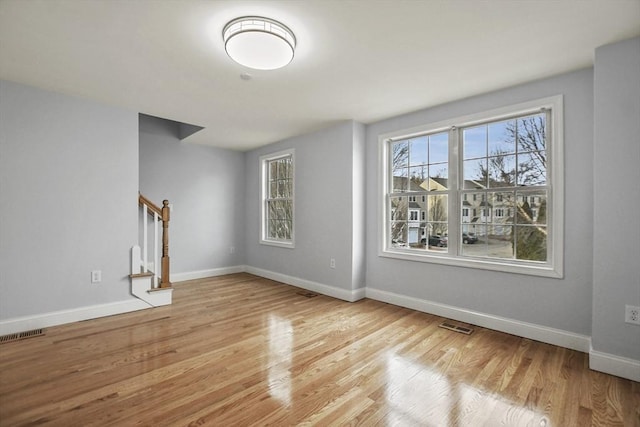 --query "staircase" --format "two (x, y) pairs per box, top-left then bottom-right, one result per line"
(130, 194), (173, 307)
